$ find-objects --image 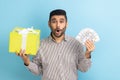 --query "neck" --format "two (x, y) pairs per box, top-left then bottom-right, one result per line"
(51, 33), (65, 43)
